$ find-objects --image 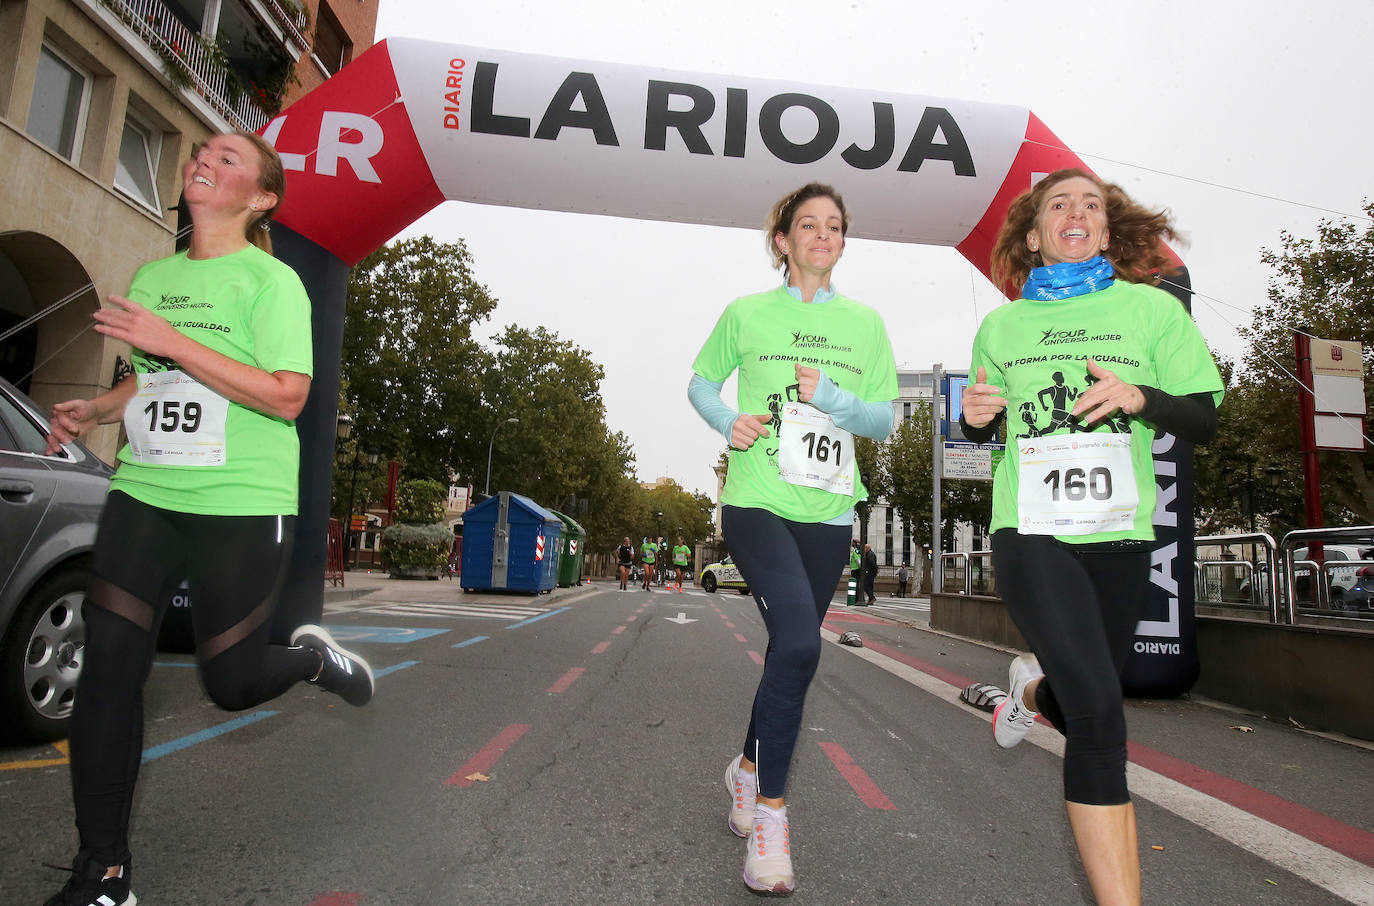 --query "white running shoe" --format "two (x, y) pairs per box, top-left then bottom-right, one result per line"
(744, 803), (794, 895)
(724, 754), (757, 838)
(992, 653), (1043, 748)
